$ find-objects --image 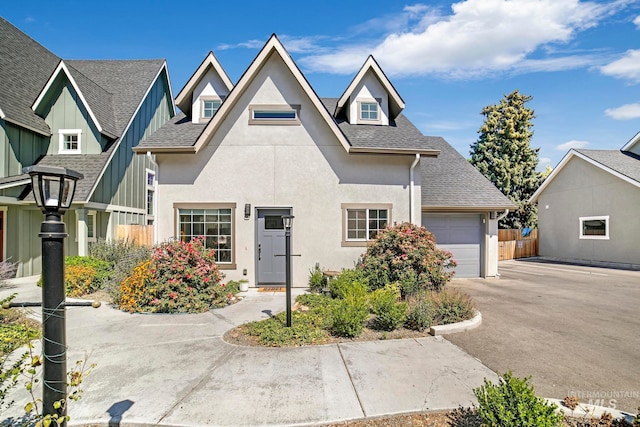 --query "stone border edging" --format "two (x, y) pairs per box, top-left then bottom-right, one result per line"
(546, 398), (636, 423)
(429, 310), (481, 336)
